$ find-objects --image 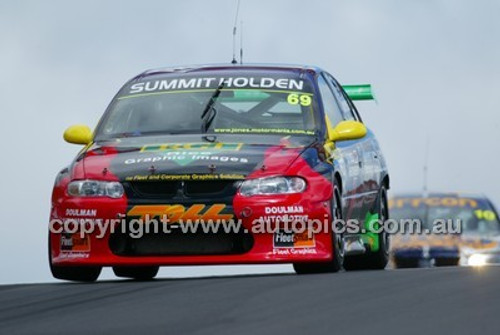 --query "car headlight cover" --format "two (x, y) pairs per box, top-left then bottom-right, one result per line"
(239, 177), (306, 196)
(67, 180), (124, 198)
(468, 253), (489, 267)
